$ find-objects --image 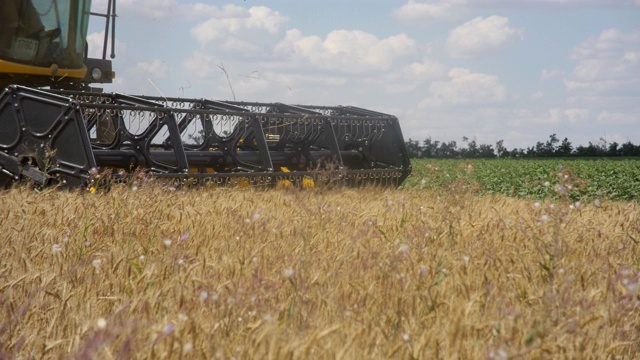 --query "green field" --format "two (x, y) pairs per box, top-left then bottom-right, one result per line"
(403, 158), (640, 201)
